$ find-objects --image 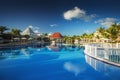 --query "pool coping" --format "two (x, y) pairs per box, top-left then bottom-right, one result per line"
(84, 51), (120, 67)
